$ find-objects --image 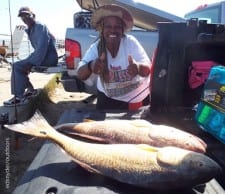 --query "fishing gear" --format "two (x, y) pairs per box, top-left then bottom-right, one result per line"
(7, 0), (18, 124)
(7, 0), (21, 149)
